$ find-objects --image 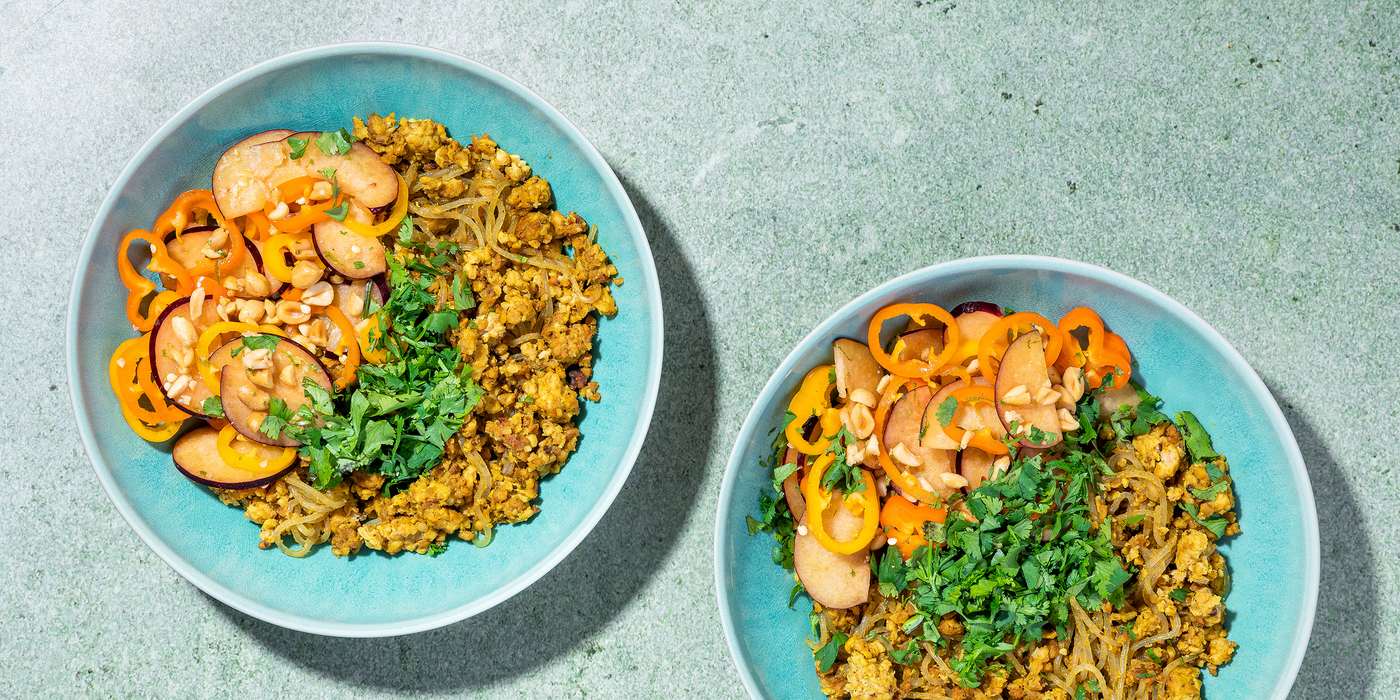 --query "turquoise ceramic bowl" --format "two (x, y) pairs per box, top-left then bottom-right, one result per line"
(66, 44), (662, 636)
(715, 256), (1317, 699)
